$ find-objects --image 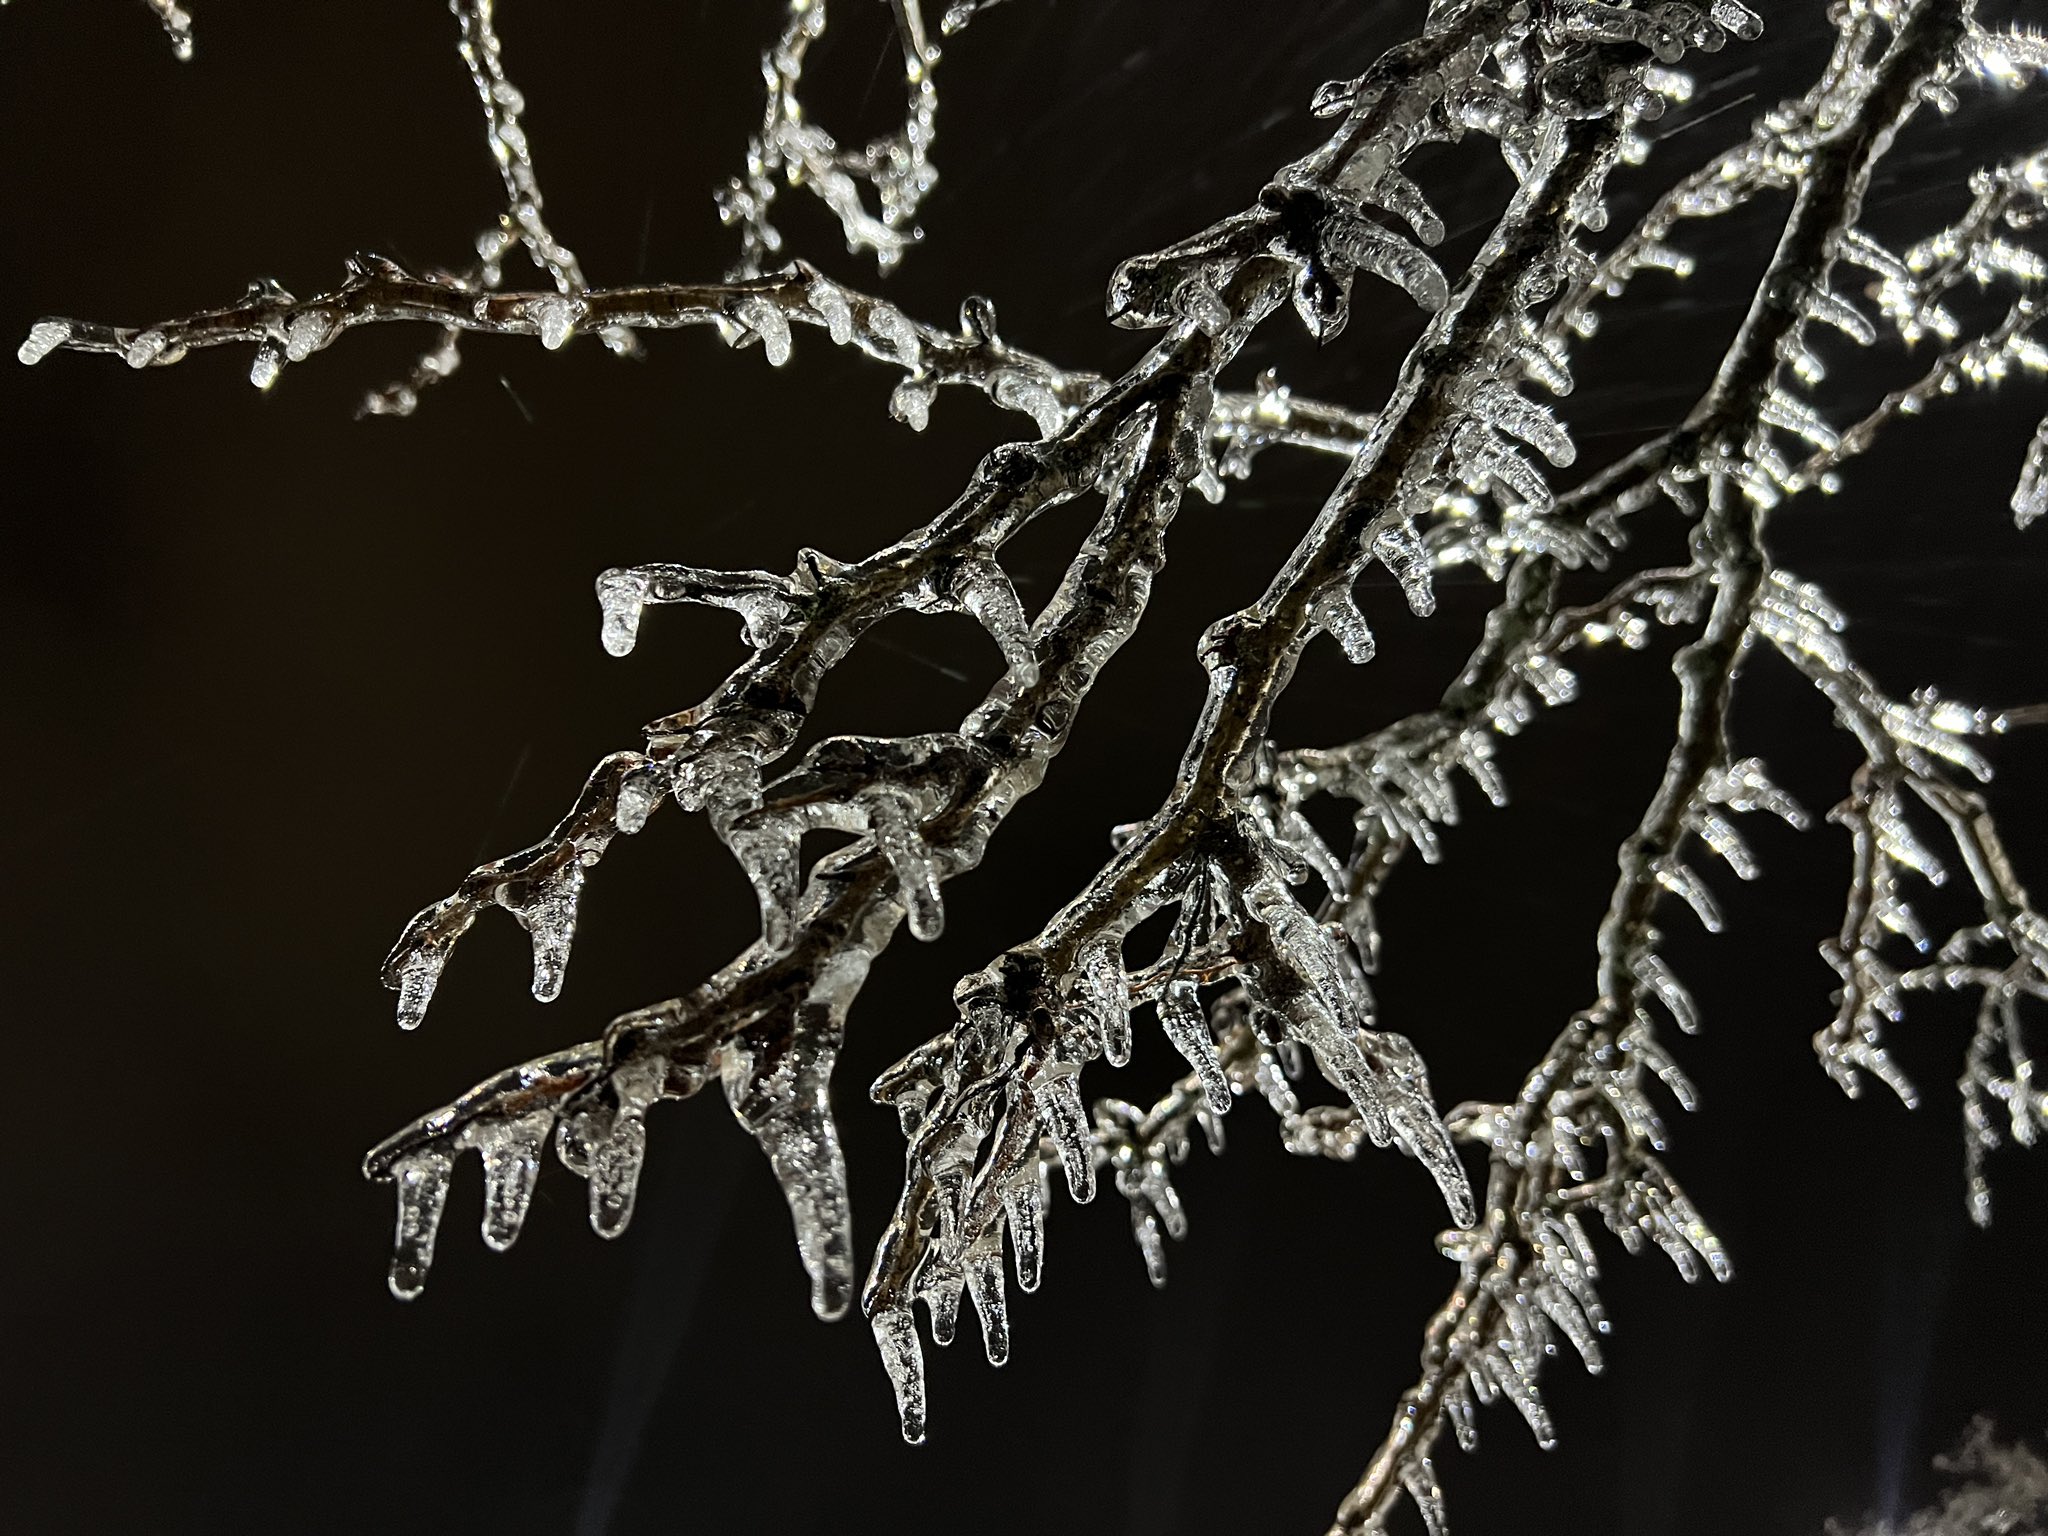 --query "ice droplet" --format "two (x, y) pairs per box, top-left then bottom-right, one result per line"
(284, 308), (338, 362)
(891, 377), (936, 431)
(388, 1149), (454, 1299)
(808, 282), (855, 347)
(17, 320), (70, 366)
